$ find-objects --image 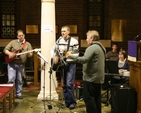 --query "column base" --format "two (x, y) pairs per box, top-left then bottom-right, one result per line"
(37, 90), (58, 100)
